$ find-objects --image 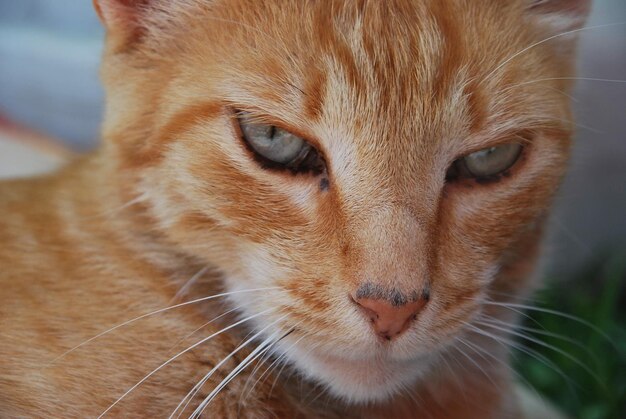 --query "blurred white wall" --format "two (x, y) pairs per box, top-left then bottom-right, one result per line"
(549, 0), (626, 273)
(0, 0), (104, 150)
(0, 0), (624, 273)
